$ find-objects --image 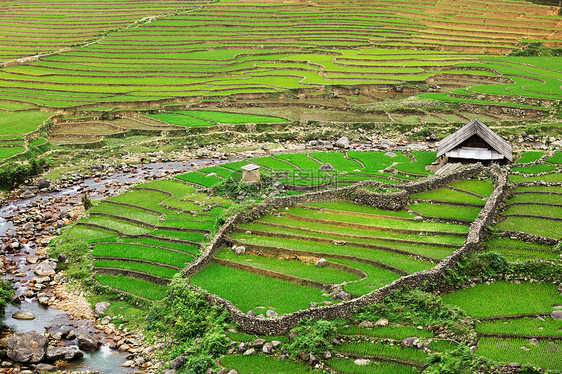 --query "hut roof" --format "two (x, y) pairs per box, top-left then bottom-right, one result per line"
(437, 118), (512, 161)
(241, 164), (260, 171)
